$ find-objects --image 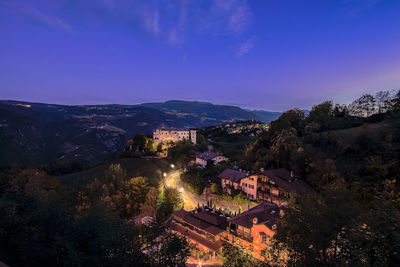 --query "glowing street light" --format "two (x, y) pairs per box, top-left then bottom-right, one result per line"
(163, 172), (167, 177)
(180, 187), (184, 192)
(170, 164), (175, 168)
